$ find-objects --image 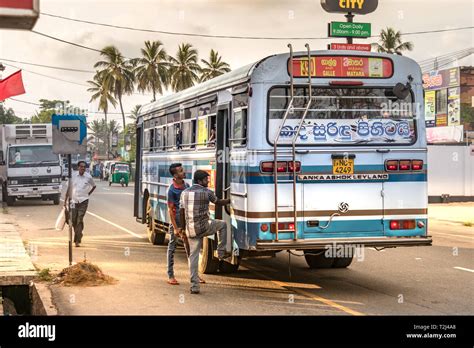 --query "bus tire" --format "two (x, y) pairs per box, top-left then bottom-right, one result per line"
(304, 250), (334, 269)
(332, 256), (354, 268)
(199, 237), (219, 274)
(145, 196), (165, 245)
(218, 259), (240, 273)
